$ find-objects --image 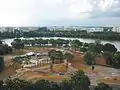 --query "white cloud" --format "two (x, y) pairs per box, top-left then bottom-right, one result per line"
(0, 0), (120, 26)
